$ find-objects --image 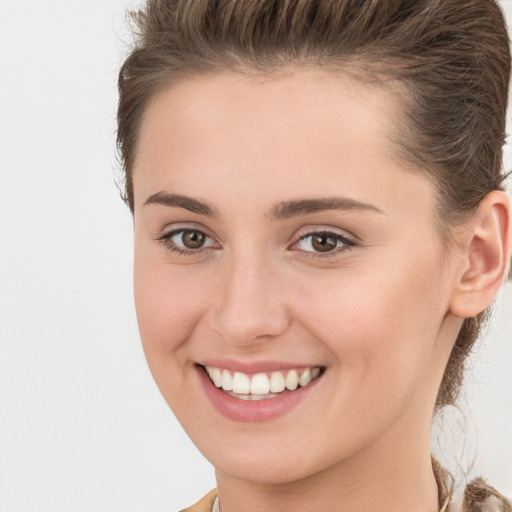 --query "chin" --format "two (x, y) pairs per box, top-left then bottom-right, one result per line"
(214, 454), (317, 485)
